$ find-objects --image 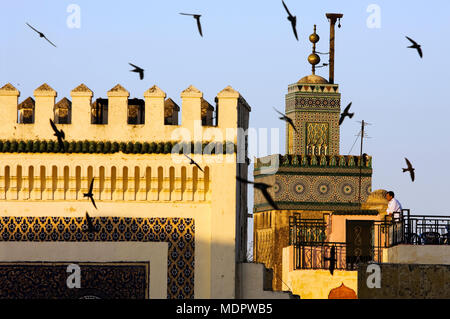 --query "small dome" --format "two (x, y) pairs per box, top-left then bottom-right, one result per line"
(328, 283), (357, 299)
(361, 189), (389, 215)
(297, 74), (329, 84)
(365, 189), (388, 204)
